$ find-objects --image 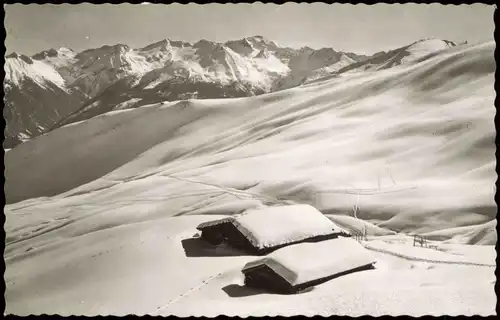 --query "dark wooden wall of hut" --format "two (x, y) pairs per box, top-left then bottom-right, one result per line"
(243, 263), (375, 294)
(243, 265), (296, 294)
(200, 223), (260, 254)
